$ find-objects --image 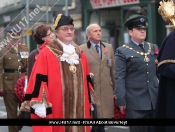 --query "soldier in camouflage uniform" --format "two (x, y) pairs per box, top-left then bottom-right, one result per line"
(0, 25), (29, 132)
